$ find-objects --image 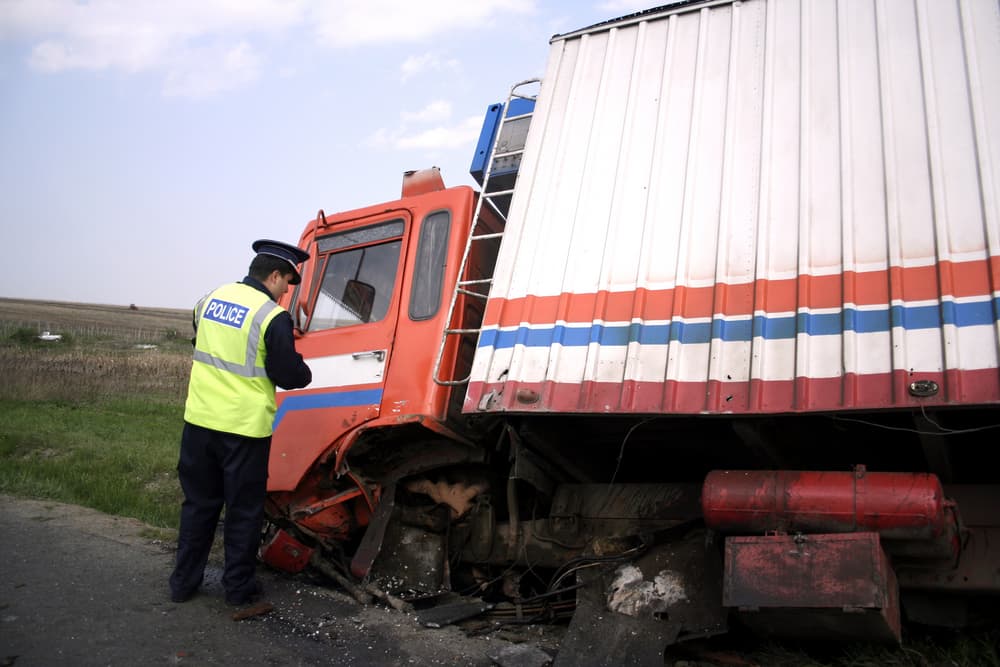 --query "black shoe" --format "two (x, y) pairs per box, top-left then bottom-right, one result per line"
(169, 574), (204, 603)
(225, 580), (263, 606)
(171, 588), (196, 603)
